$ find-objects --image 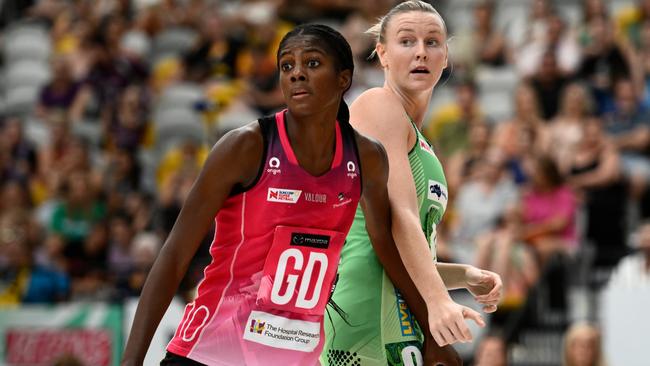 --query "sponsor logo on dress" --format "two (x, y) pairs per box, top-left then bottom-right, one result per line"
(250, 319), (266, 334)
(267, 157), (282, 175)
(243, 311), (321, 352)
(419, 140), (435, 156)
(291, 233), (331, 249)
(304, 192), (327, 203)
(267, 188), (302, 203)
(332, 192), (352, 208)
(346, 161), (357, 179)
(394, 289), (415, 336)
(427, 180), (448, 209)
